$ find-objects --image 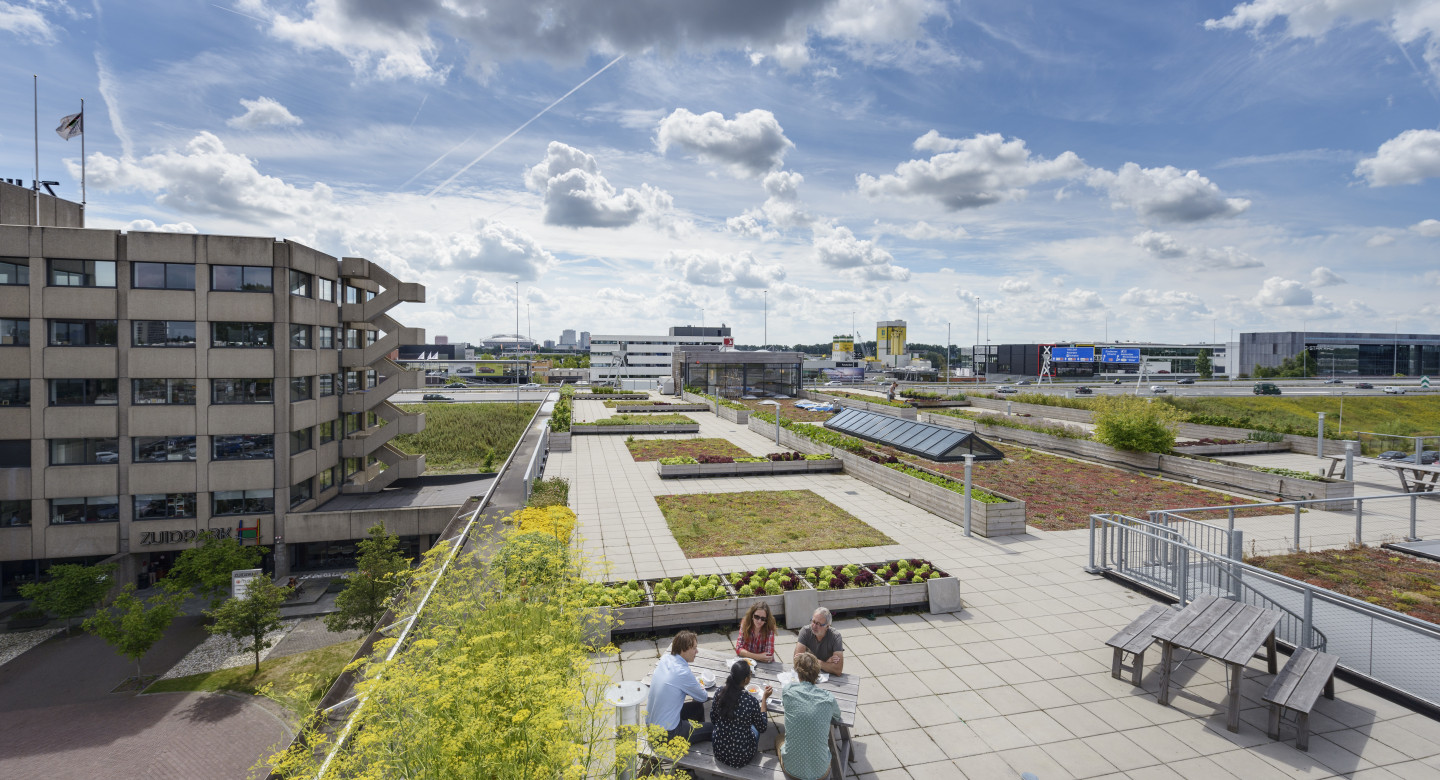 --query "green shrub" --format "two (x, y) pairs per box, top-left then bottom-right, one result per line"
(1247, 430), (1284, 443)
(574, 414), (694, 426)
(527, 477), (570, 508)
(1091, 396), (1185, 453)
(491, 532), (571, 590)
